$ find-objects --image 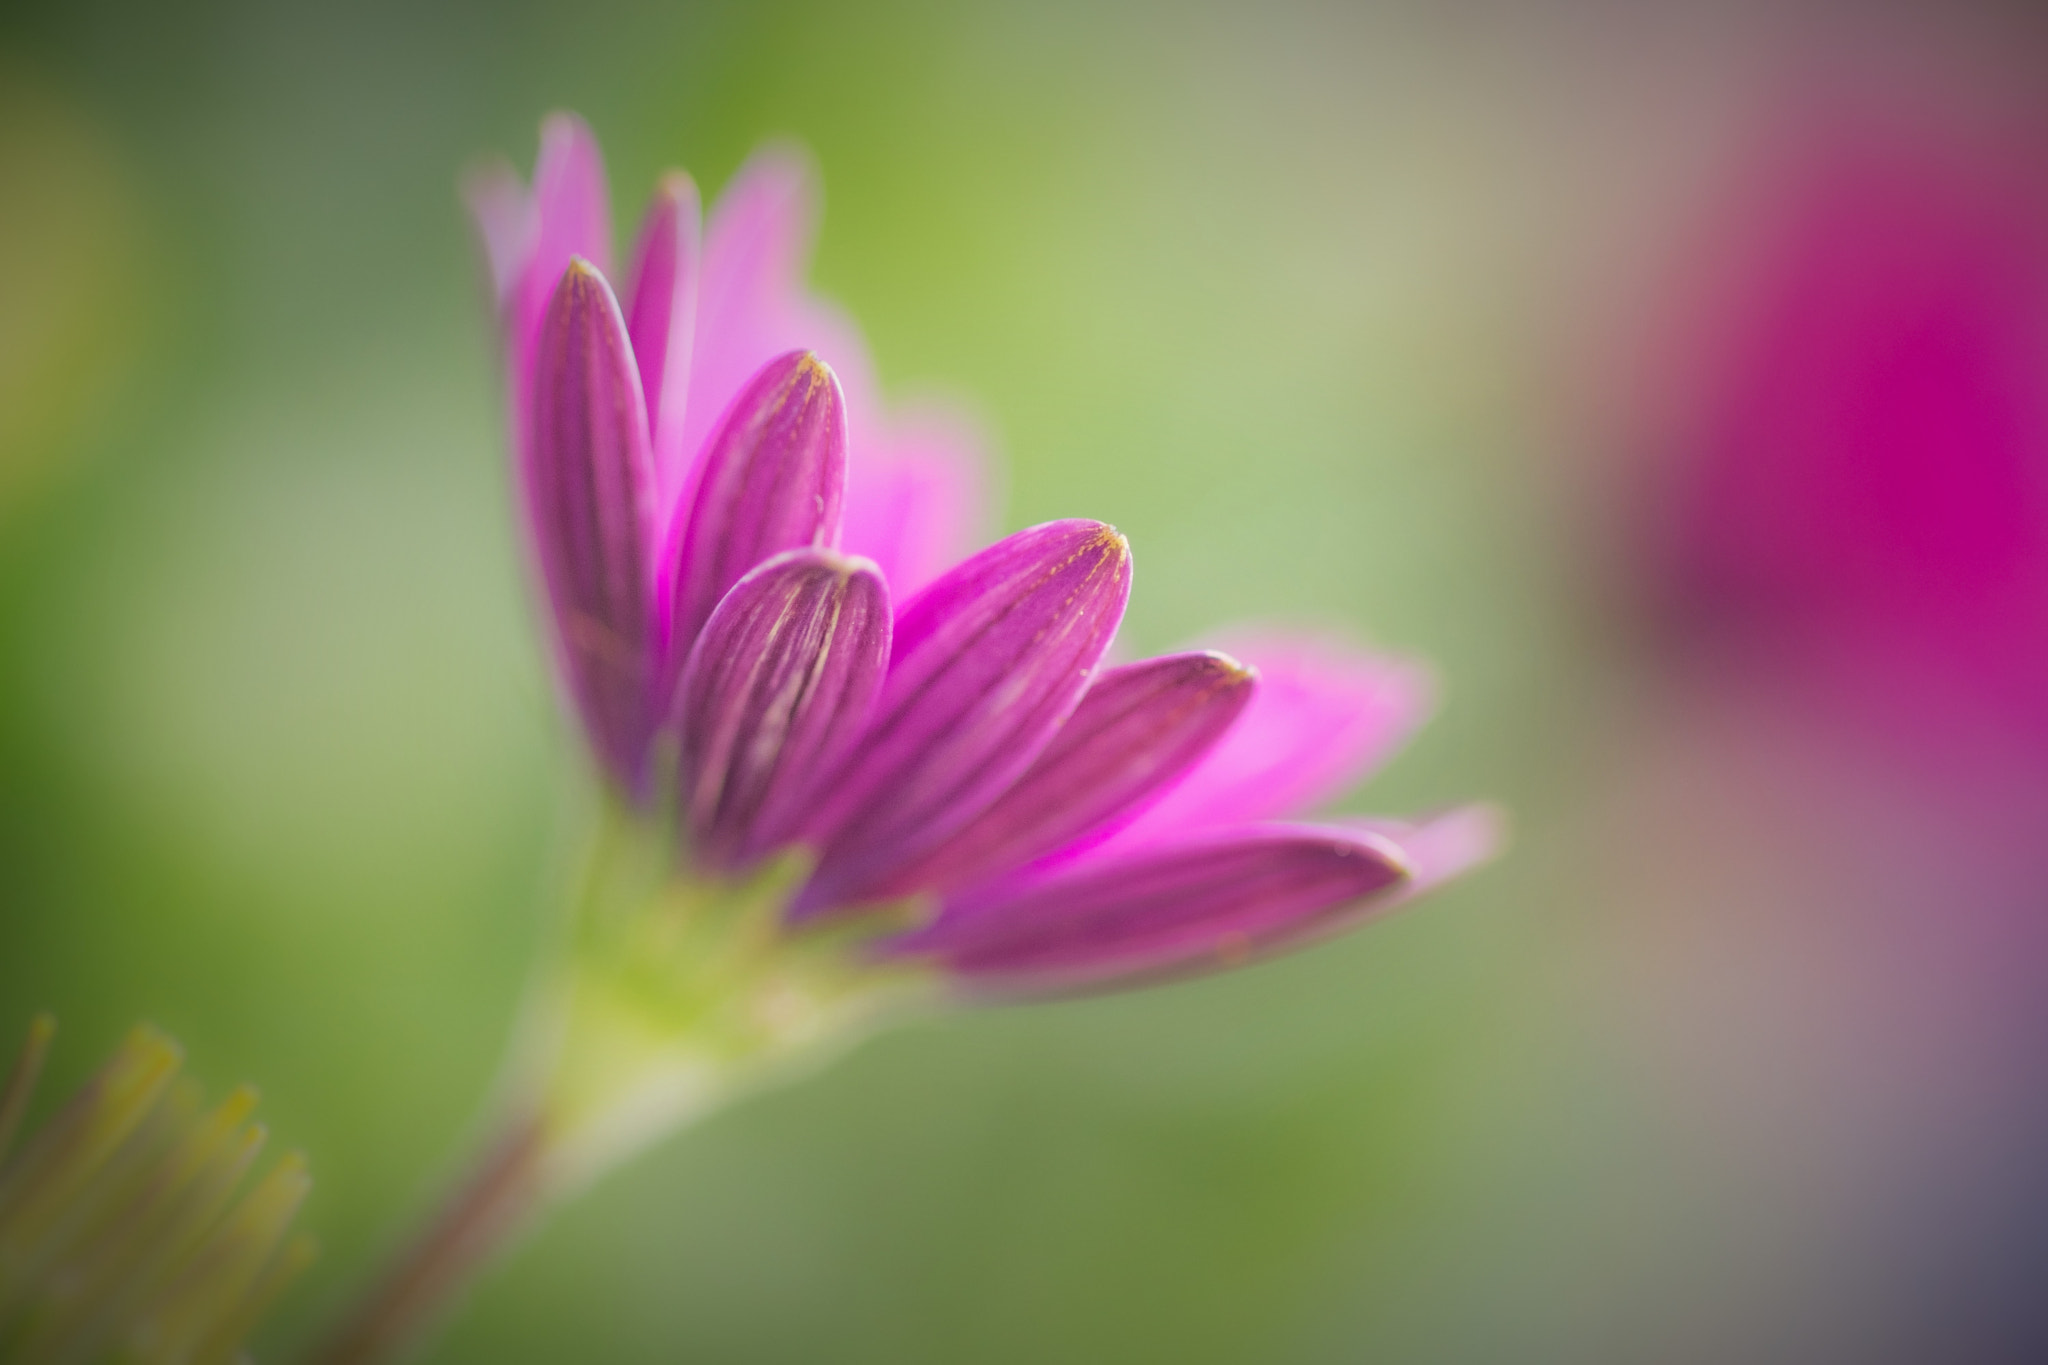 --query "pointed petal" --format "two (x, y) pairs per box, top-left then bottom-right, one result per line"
(661, 351), (849, 692)
(1095, 629), (1434, 850)
(840, 402), (992, 599)
(893, 824), (1412, 995)
(679, 549), (891, 870)
(1341, 803), (1506, 894)
(795, 520), (1134, 915)
(684, 145), (884, 476)
(513, 113), (613, 397)
(461, 156), (535, 307)
(530, 258), (660, 793)
(683, 146), (820, 479)
(874, 651), (1256, 899)
(624, 173), (703, 510)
